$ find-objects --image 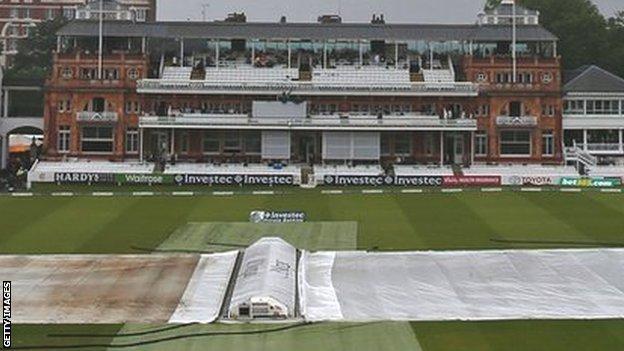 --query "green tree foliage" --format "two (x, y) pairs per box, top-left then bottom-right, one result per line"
(484, 0), (503, 11)
(5, 17), (67, 82)
(519, 0), (624, 77)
